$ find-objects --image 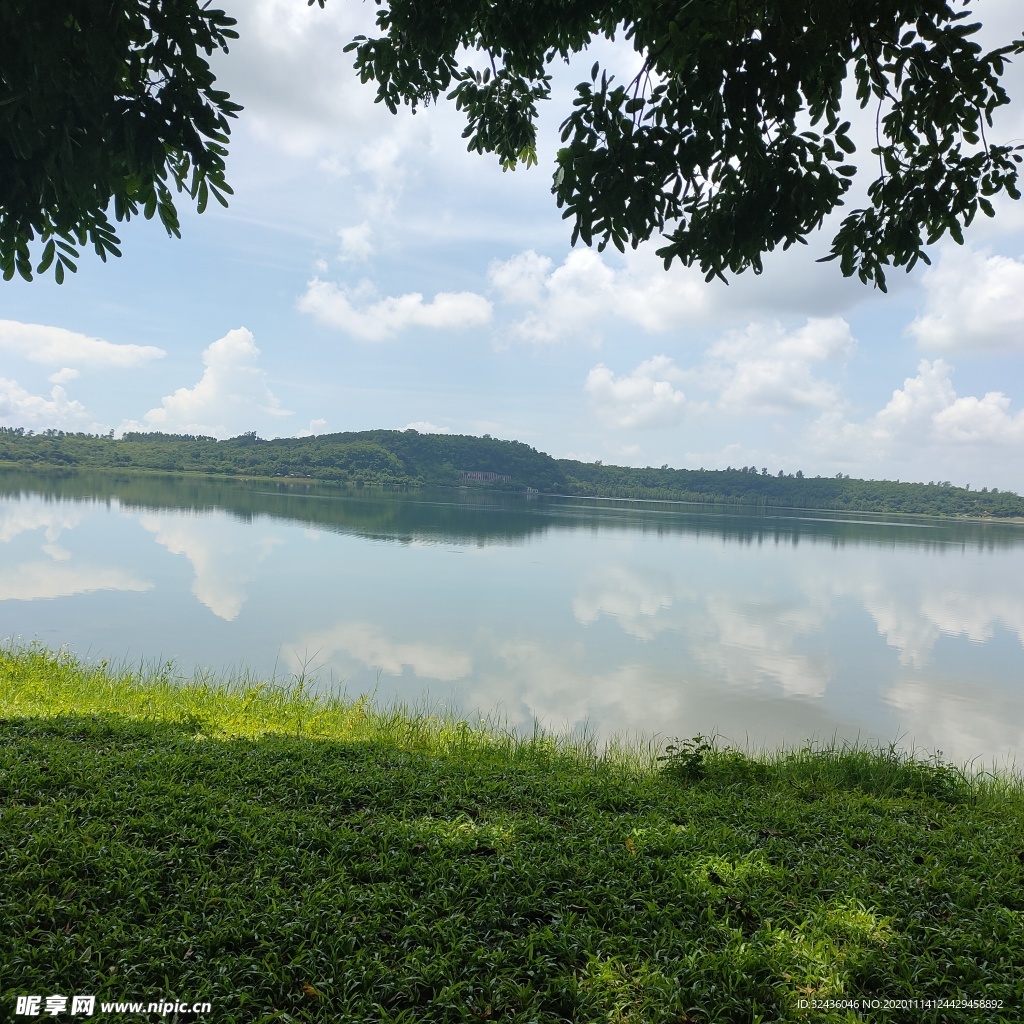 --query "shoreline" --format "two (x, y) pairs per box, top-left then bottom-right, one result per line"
(3, 461), (1023, 525)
